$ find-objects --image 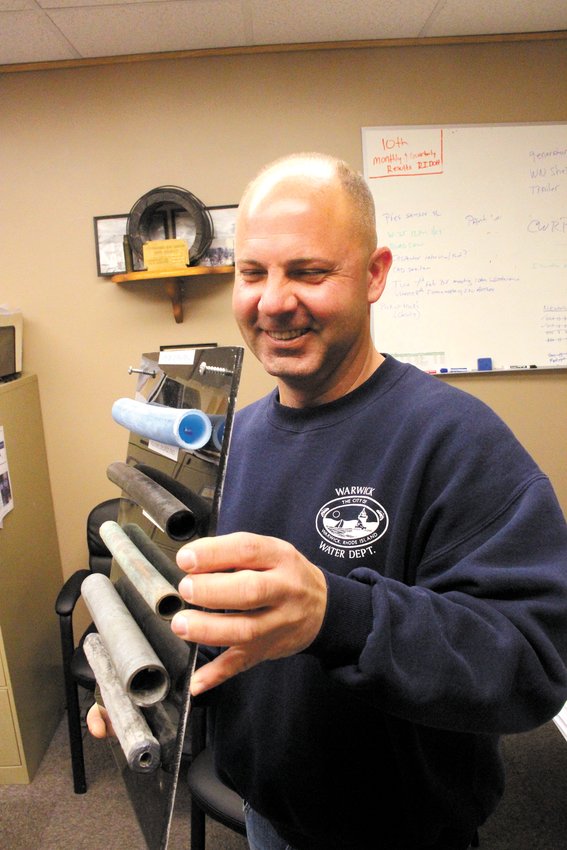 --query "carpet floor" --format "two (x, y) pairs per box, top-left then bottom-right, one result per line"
(0, 695), (247, 850)
(1, 700), (567, 849)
